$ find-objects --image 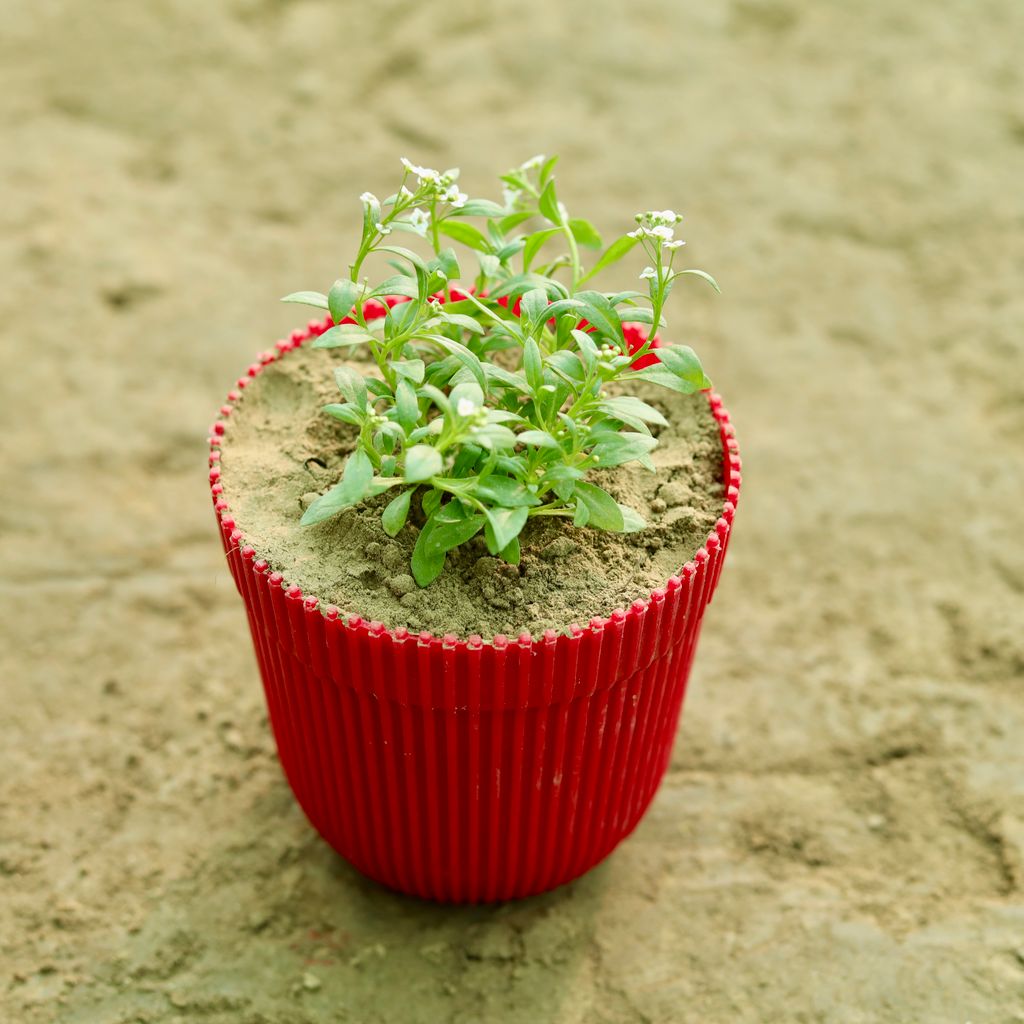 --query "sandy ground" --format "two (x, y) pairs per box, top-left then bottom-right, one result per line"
(2, 1), (1023, 1021)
